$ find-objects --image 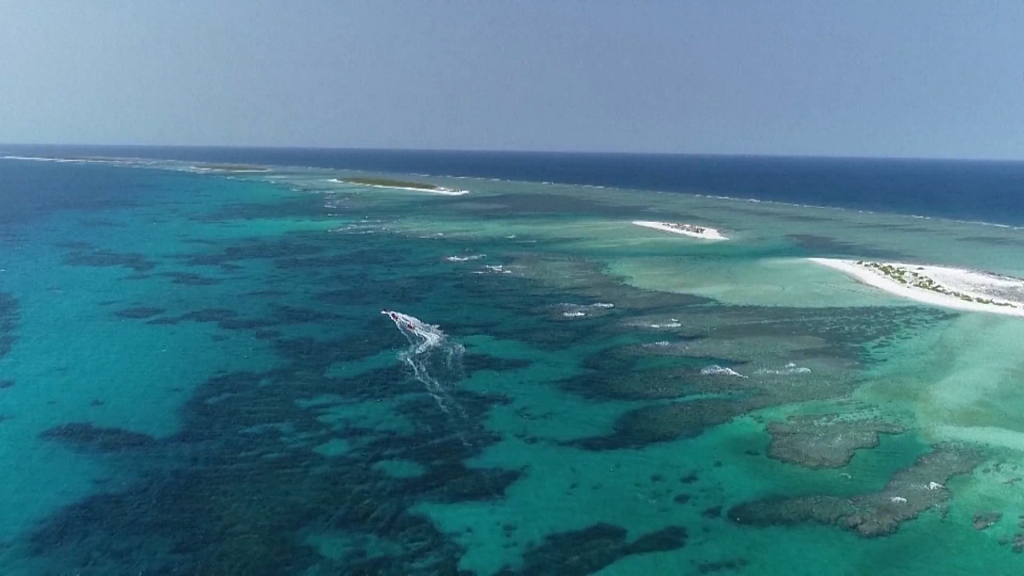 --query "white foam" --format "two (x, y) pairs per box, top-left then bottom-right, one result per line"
(478, 264), (513, 275)
(754, 362), (812, 375)
(445, 254), (485, 262)
(700, 365), (748, 378)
